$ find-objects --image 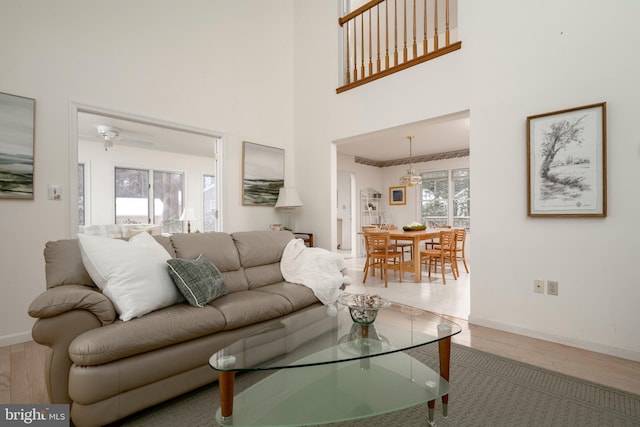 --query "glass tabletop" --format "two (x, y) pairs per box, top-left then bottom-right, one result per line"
(209, 294), (462, 372)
